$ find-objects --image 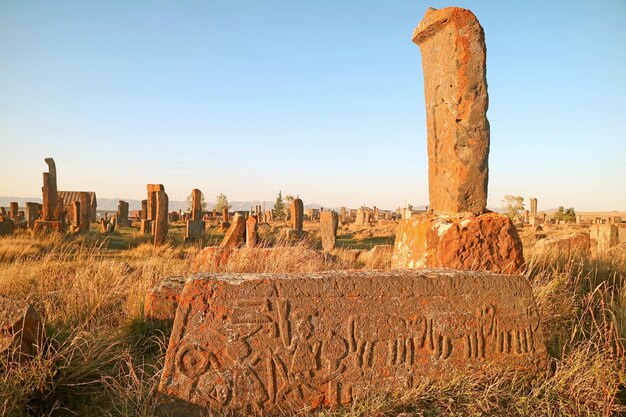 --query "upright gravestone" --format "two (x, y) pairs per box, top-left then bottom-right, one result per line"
(220, 213), (245, 248)
(246, 214), (258, 247)
(78, 192), (91, 232)
(186, 189), (205, 241)
(290, 198), (304, 232)
(34, 157), (64, 233)
(9, 202), (18, 222)
(320, 210), (339, 251)
(529, 198), (538, 226)
(117, 200), (129, 228)
(392, 7), (524, 274)
(154, 190), (169, 247)
(25, 203), (40, 229)
(141, 200), (148, 220)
